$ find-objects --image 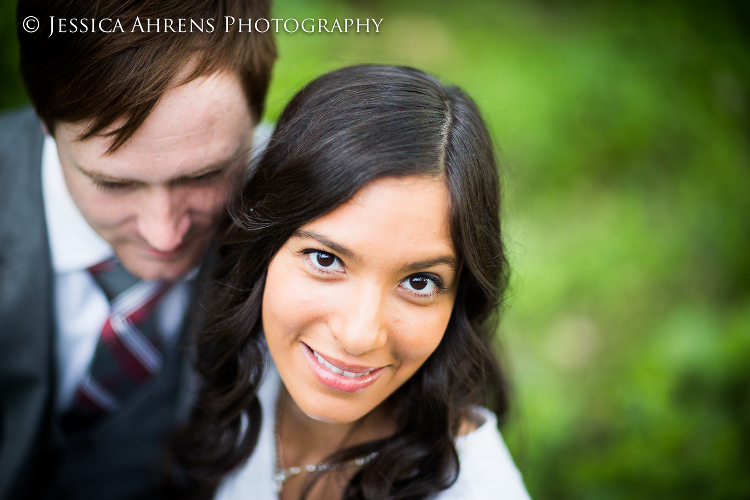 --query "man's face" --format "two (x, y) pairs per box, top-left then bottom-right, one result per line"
(54, 71), (253, 281)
